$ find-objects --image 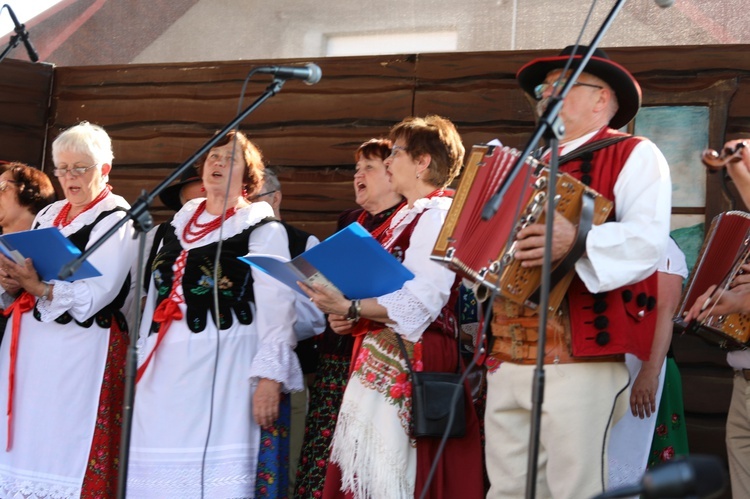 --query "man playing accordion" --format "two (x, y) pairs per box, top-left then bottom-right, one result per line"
(484, 46), (672, 499)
